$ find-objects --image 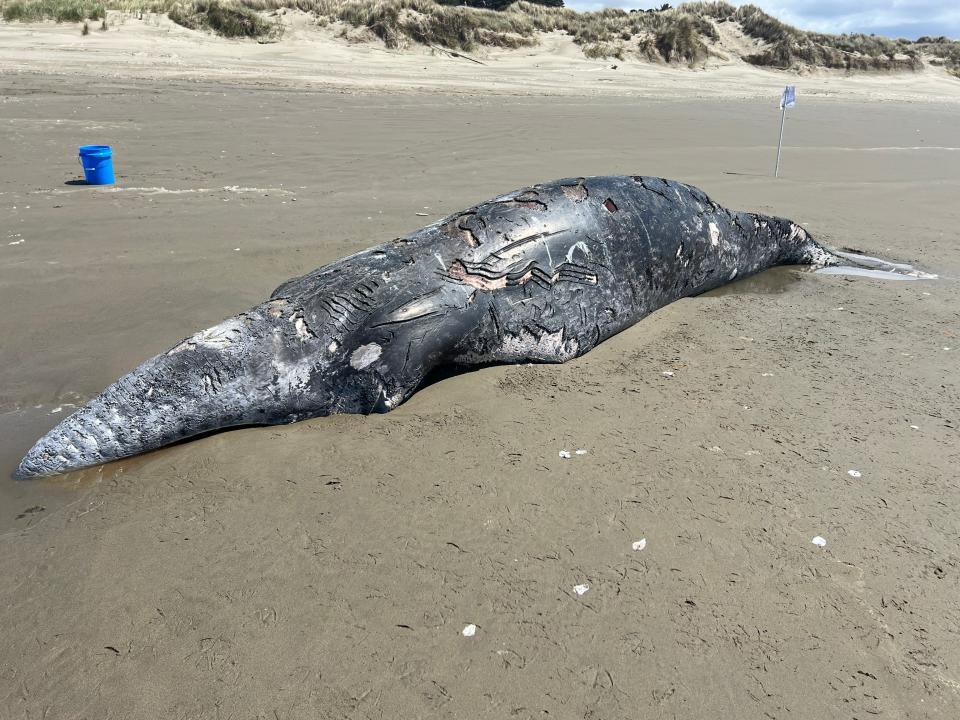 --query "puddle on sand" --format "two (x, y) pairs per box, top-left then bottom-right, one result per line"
(704, 265), (805, 297)
(0, 406), (99, 536)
